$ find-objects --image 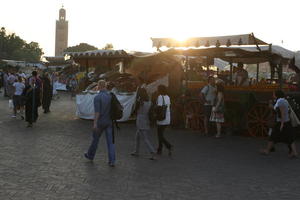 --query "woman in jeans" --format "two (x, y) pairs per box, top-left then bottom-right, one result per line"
(156, 85), (173, 155)
(131, 88), (156, 160)
(261, 90), (298, 158)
